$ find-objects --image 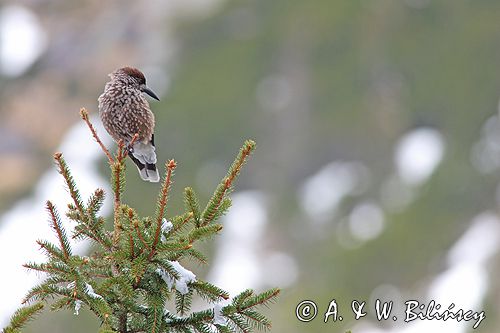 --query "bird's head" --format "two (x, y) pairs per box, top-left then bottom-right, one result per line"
(110, 66), (160, 101)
